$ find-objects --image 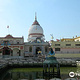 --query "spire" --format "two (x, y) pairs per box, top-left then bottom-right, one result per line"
(35, 12), (37, 21)
(32, 12), (40, 26)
